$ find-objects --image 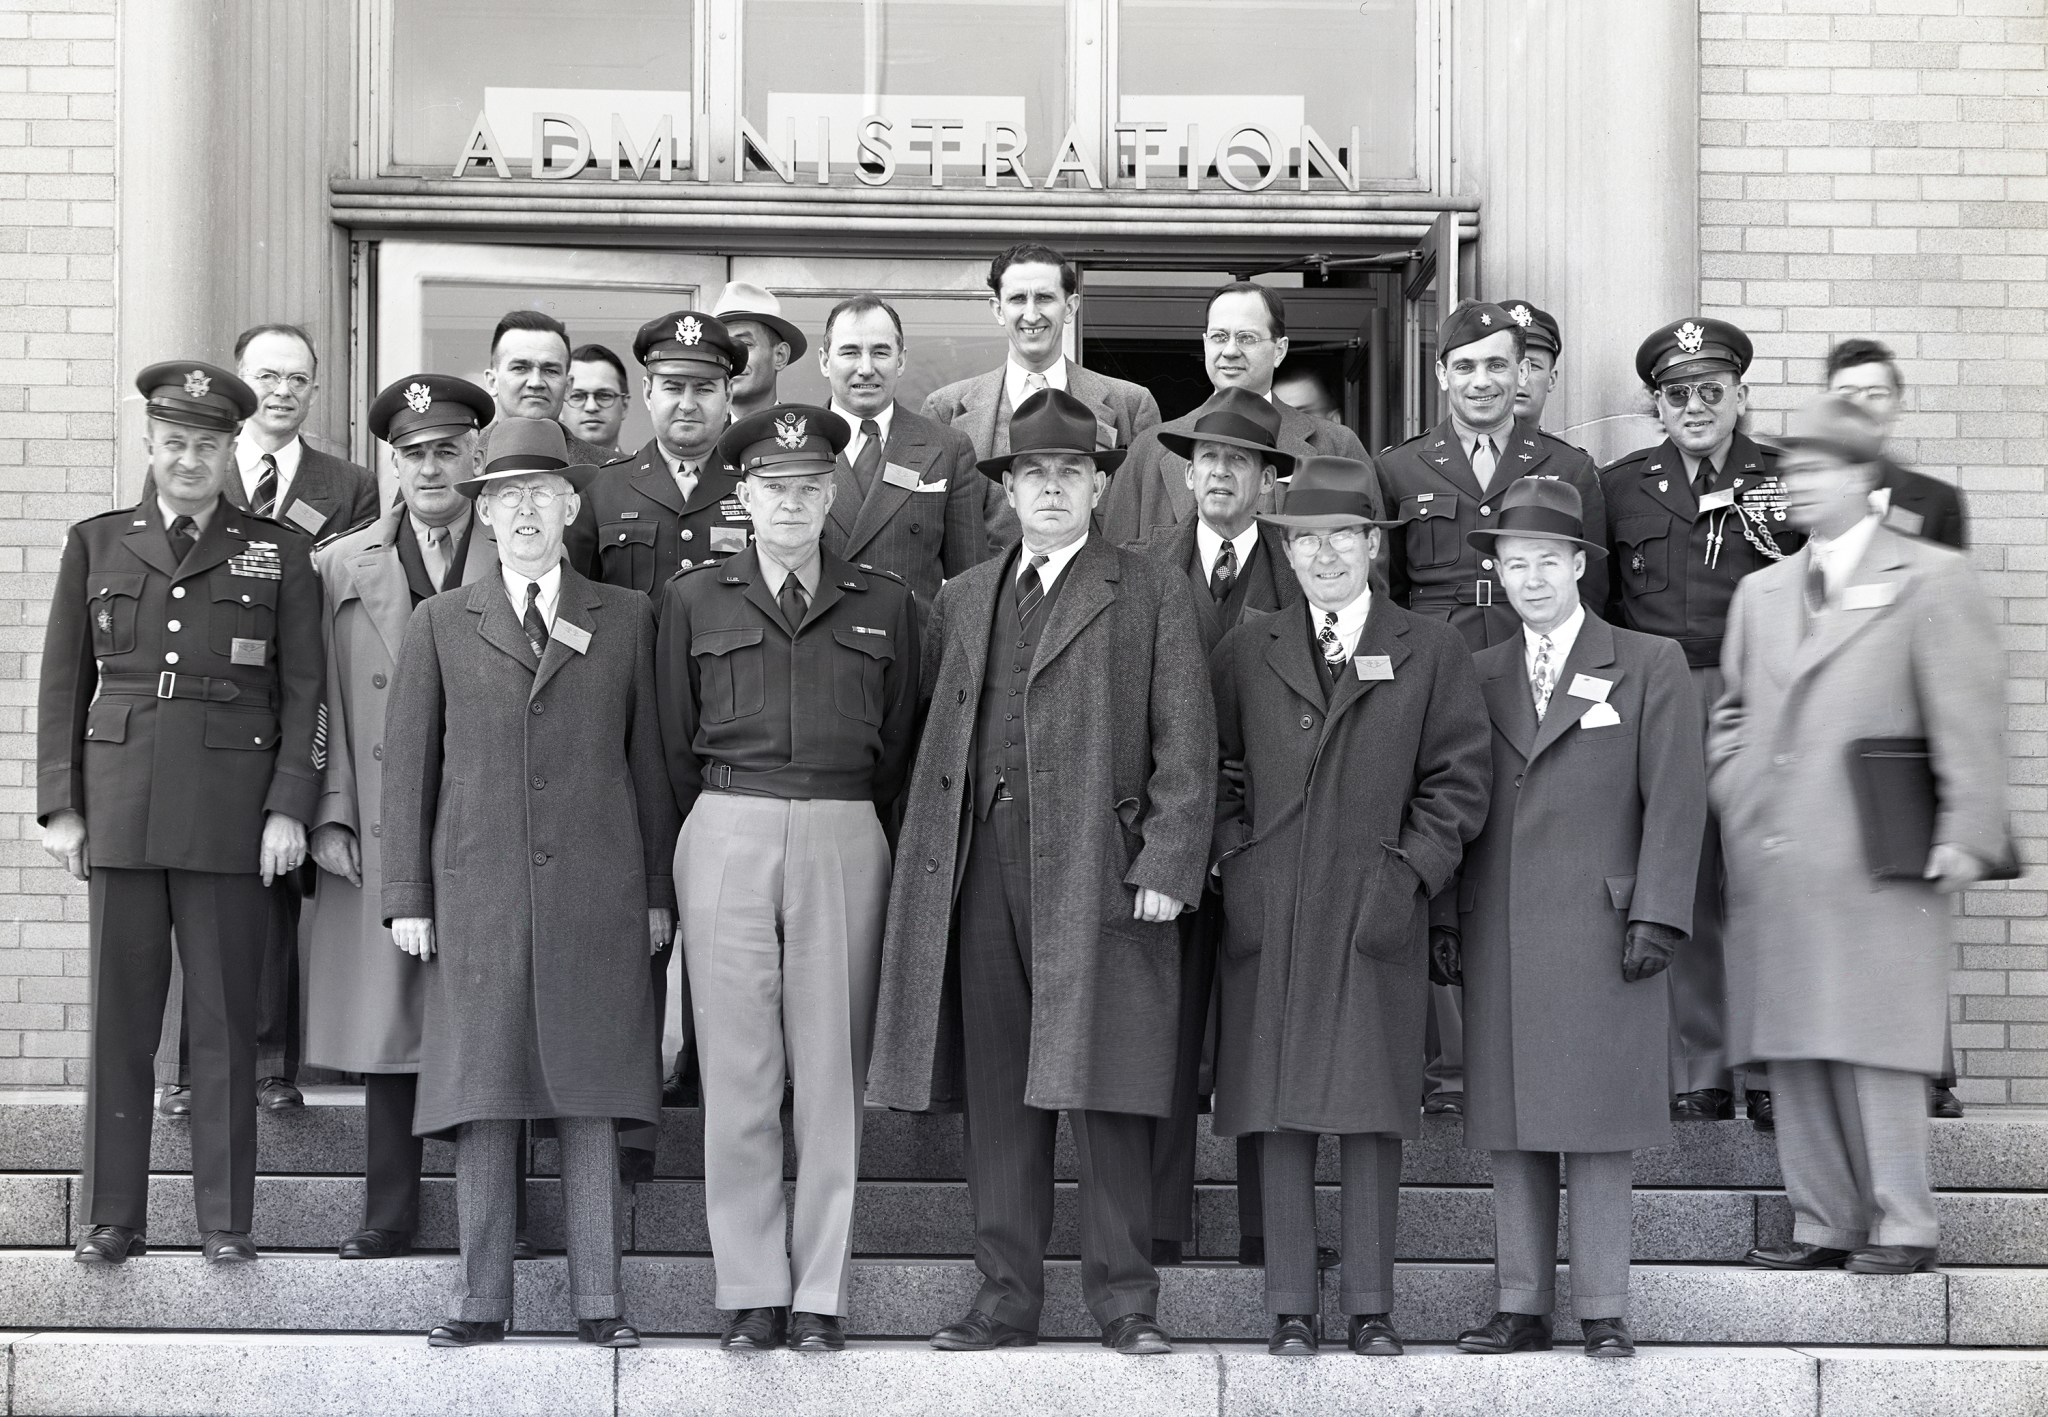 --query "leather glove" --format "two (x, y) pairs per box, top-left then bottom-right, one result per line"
(1428, 926), (1463, 988)
(1622, 921), (1686, 983)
